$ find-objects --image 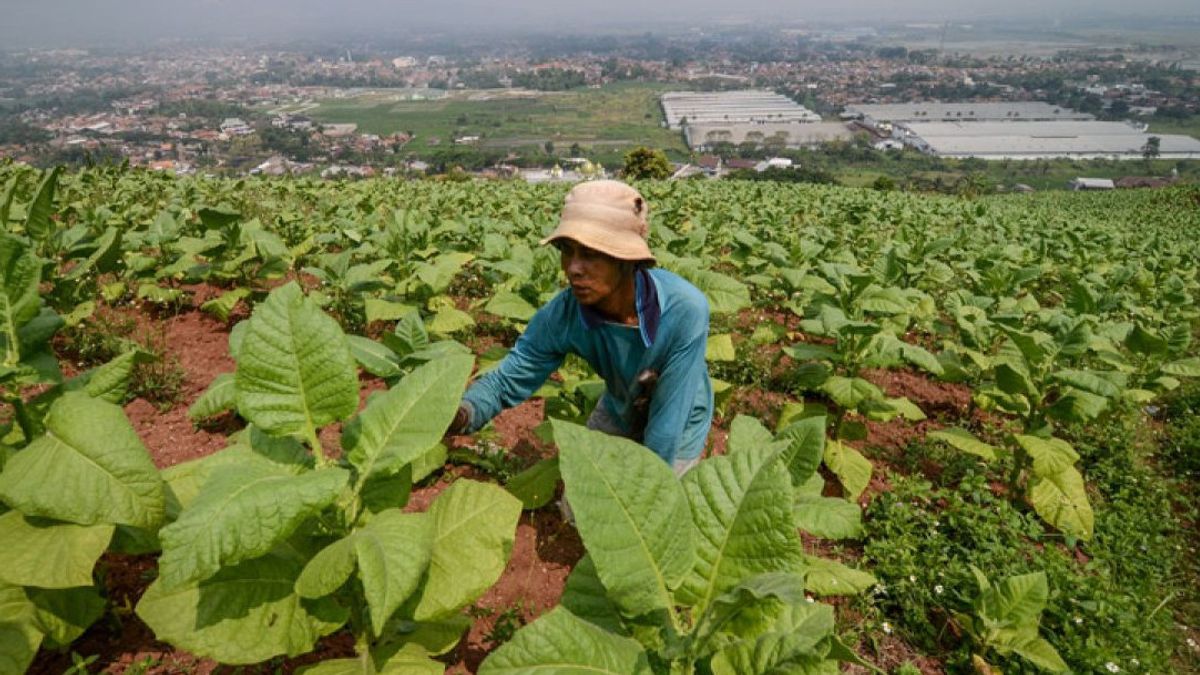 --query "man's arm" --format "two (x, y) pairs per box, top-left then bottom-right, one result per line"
(641, 302), (710, 463)
(459, 299), (568, 433)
